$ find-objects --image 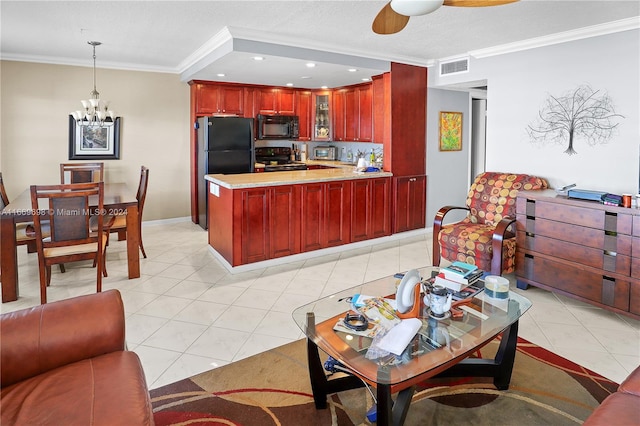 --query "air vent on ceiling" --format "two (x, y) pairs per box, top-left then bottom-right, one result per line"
(440, 58), (469, 76)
